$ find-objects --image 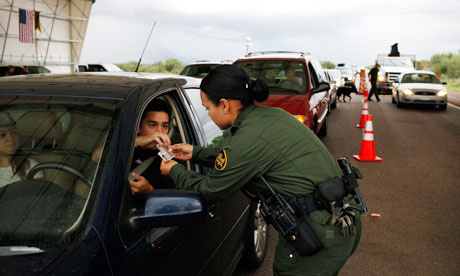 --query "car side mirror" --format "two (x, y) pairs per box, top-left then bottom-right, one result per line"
(312, 81), (330, 94)
(442, 82), (447, 85)
(133, 189), (207, 227)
